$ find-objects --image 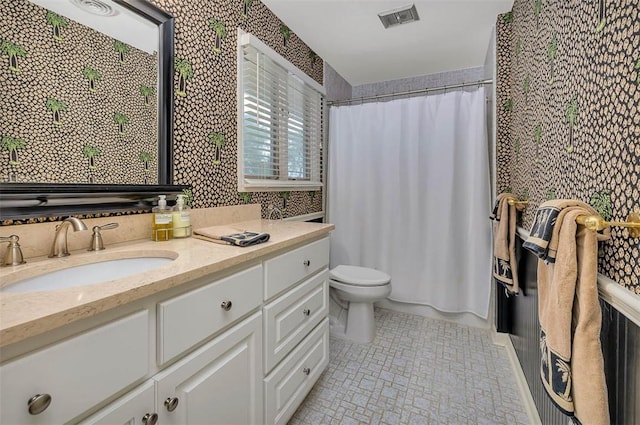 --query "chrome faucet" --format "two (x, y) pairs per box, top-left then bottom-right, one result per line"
(49, 217), (88, 258)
